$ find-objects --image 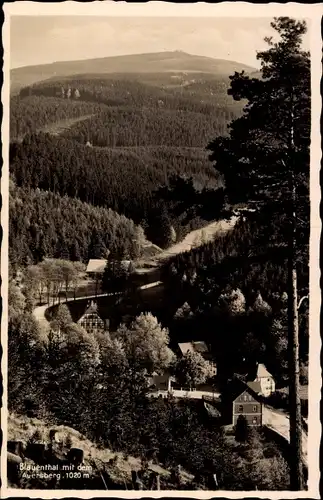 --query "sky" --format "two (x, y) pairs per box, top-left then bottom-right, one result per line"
(10, 16), (310, 70)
